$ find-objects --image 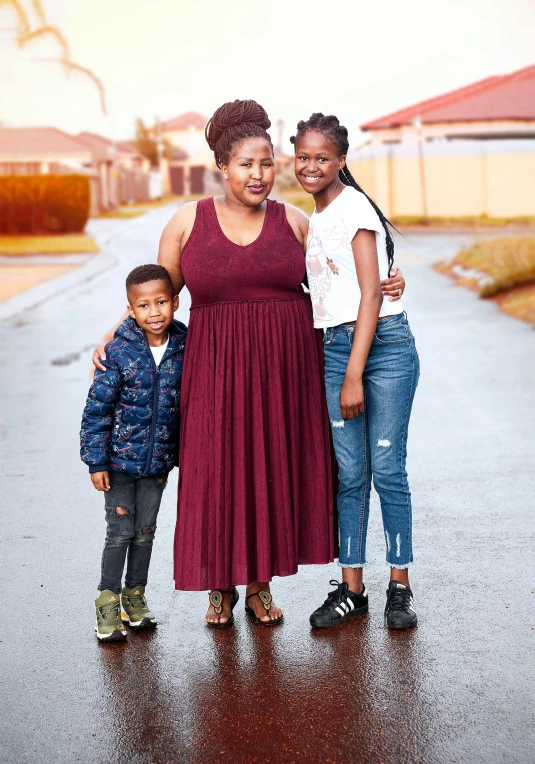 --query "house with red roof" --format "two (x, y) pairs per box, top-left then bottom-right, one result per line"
(0, 127), (107, 215)
(349, 66), (535, 218)
(0, 126), (153, 216)
(76, 133), (152, 205)
(153, 112), (221, 195)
